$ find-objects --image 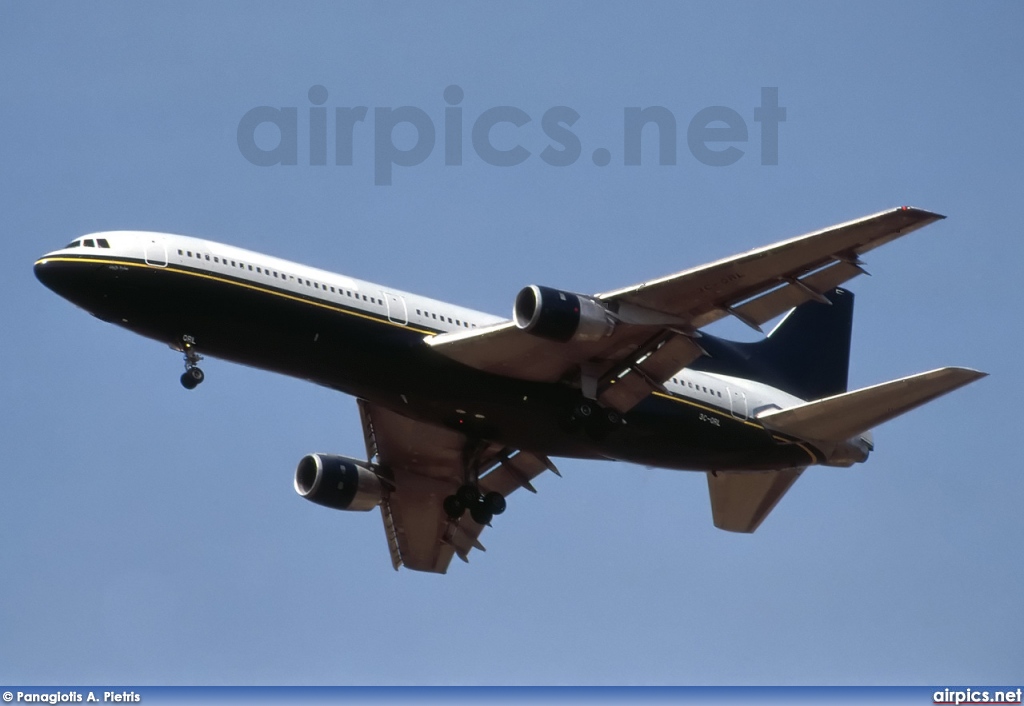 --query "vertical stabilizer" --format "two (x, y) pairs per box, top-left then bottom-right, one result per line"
(691, 287), (854, 401)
